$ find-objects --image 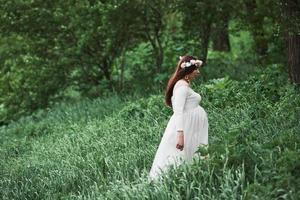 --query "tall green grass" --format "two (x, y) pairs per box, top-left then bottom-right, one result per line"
(1, 64), (299, 199)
